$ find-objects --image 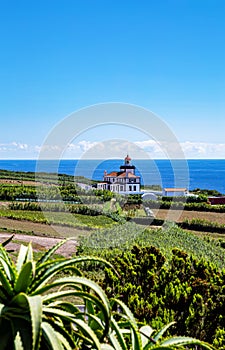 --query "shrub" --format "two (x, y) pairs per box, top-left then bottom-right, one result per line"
(101, 245), (225, 344)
